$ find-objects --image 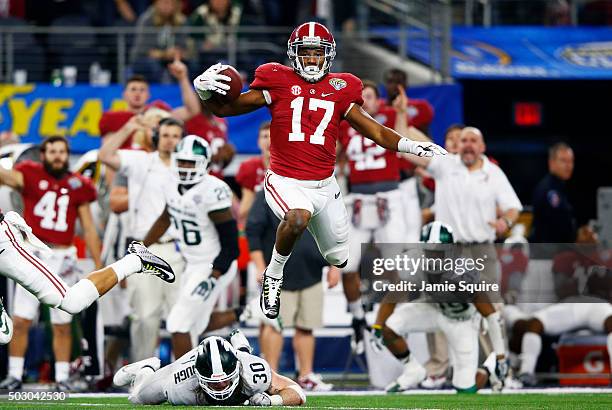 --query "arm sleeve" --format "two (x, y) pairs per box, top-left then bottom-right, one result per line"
(128, 366), (171, 405)
(238, 351), (272, 395)
(494, 168), (523, 212)
(74, 178), (98, 206)
(245, 192), (268, 252)
(204, 180), (233, 213)
(212, 219), (239, 273)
